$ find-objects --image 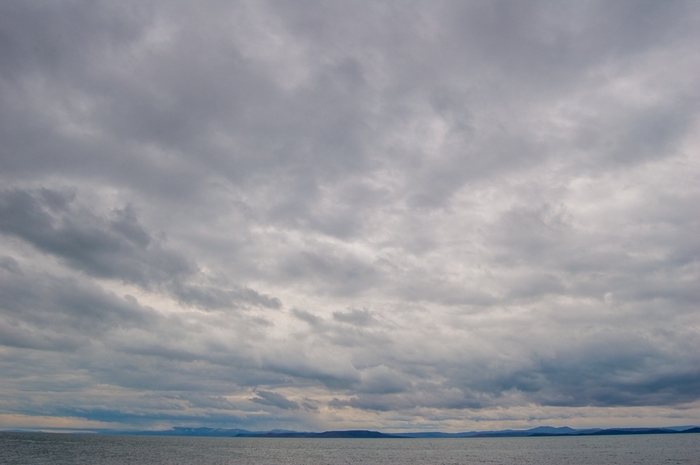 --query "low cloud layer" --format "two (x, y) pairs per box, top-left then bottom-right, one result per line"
(0, 0), (698, 432)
